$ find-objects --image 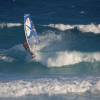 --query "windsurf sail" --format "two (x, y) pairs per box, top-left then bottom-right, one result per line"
(24, 14), (39, 53)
